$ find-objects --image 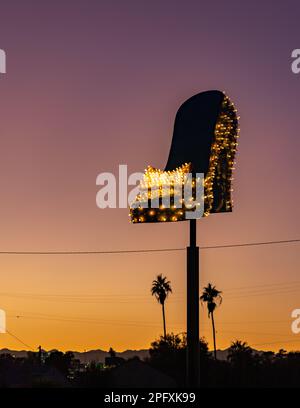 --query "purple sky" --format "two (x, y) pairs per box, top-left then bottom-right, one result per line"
(0, 0), (299, 351)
